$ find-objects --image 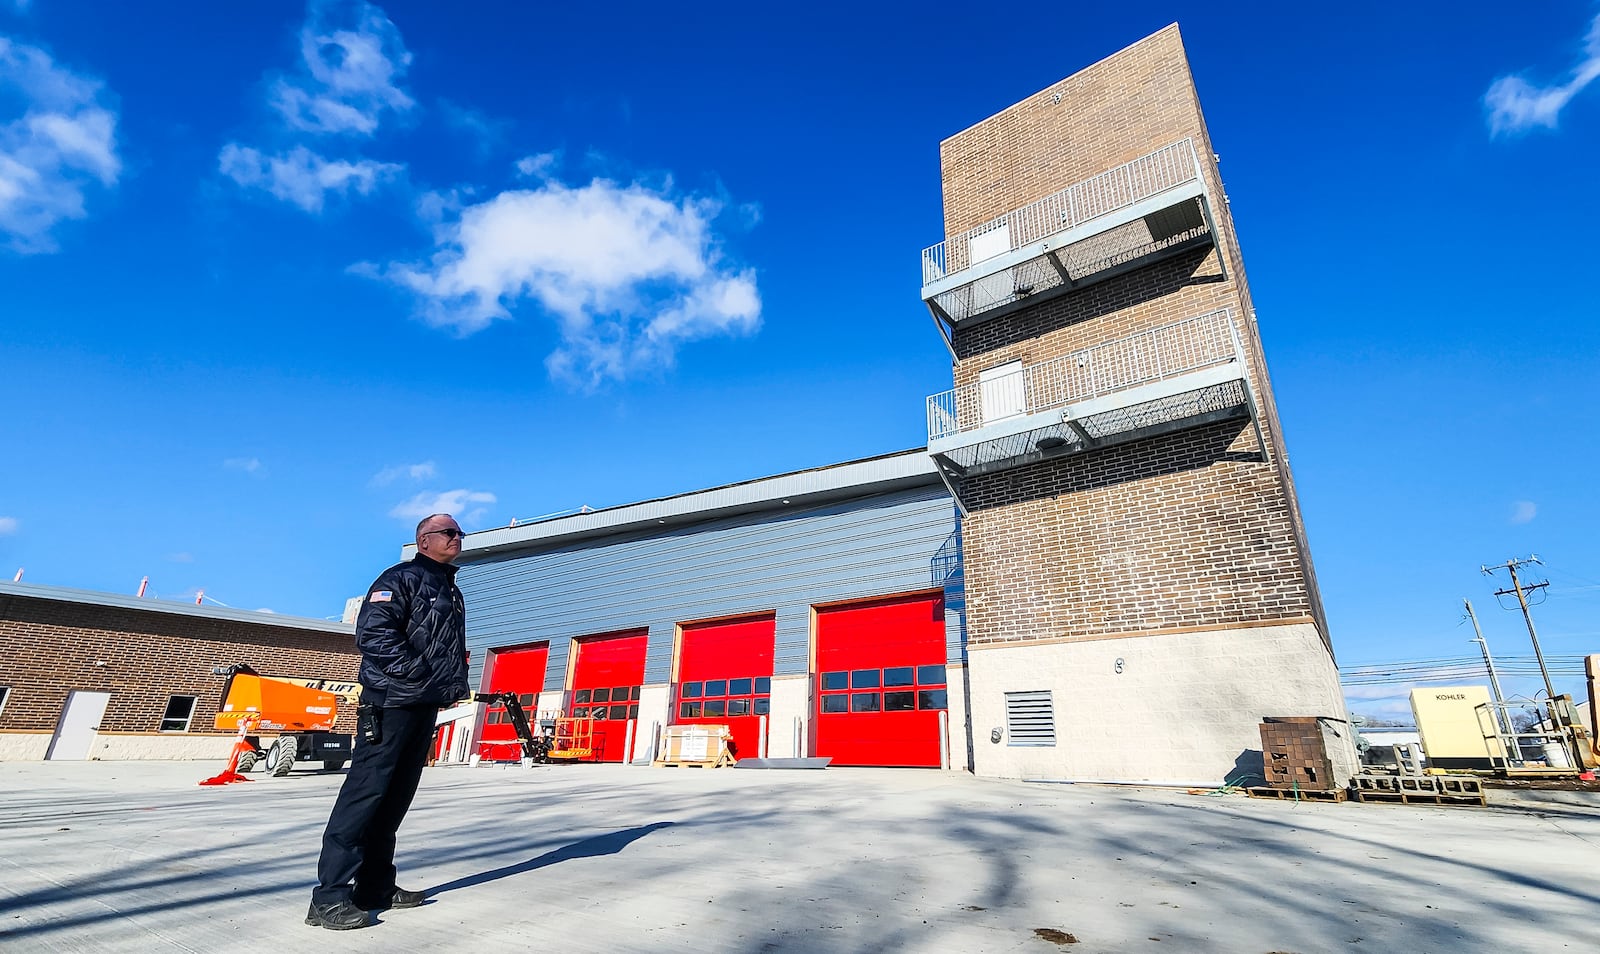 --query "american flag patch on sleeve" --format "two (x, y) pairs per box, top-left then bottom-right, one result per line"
(369, 591), (393, 603)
